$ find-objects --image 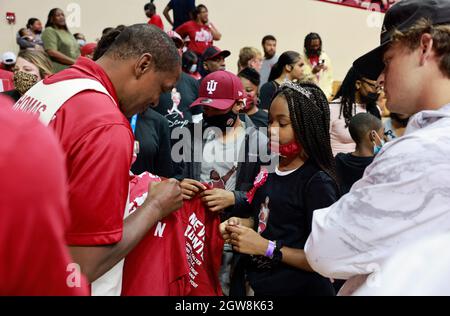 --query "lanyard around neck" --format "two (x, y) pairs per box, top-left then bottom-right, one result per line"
(130, 114), (138, 135)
